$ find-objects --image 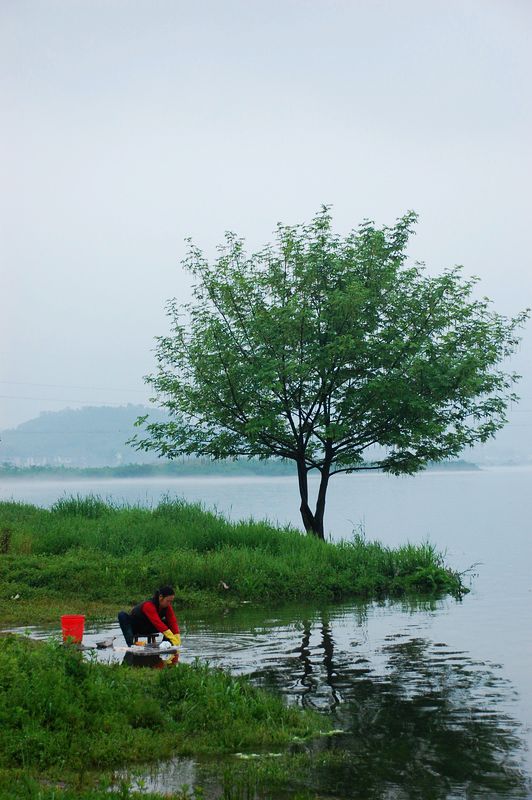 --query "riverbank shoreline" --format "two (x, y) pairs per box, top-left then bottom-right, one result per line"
(0, 496), (467, 629)
(0, 458), (480, 481)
